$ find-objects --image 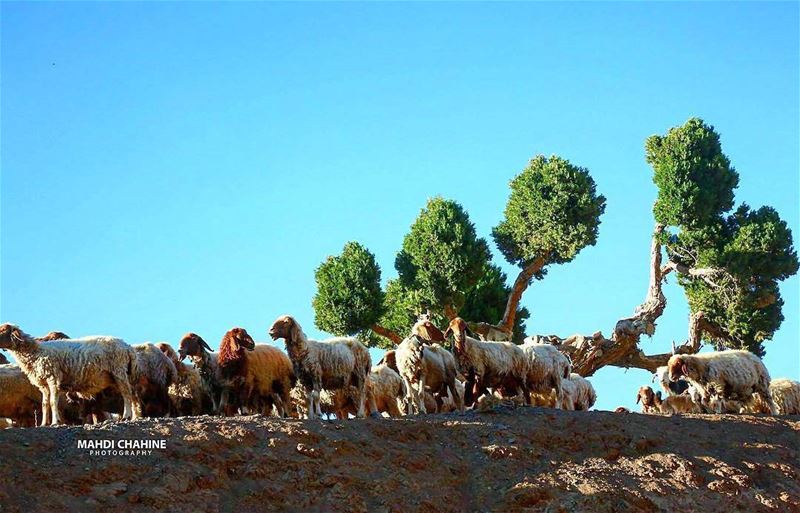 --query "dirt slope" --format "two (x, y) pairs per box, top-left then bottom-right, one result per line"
(0, 408), (798, 513)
